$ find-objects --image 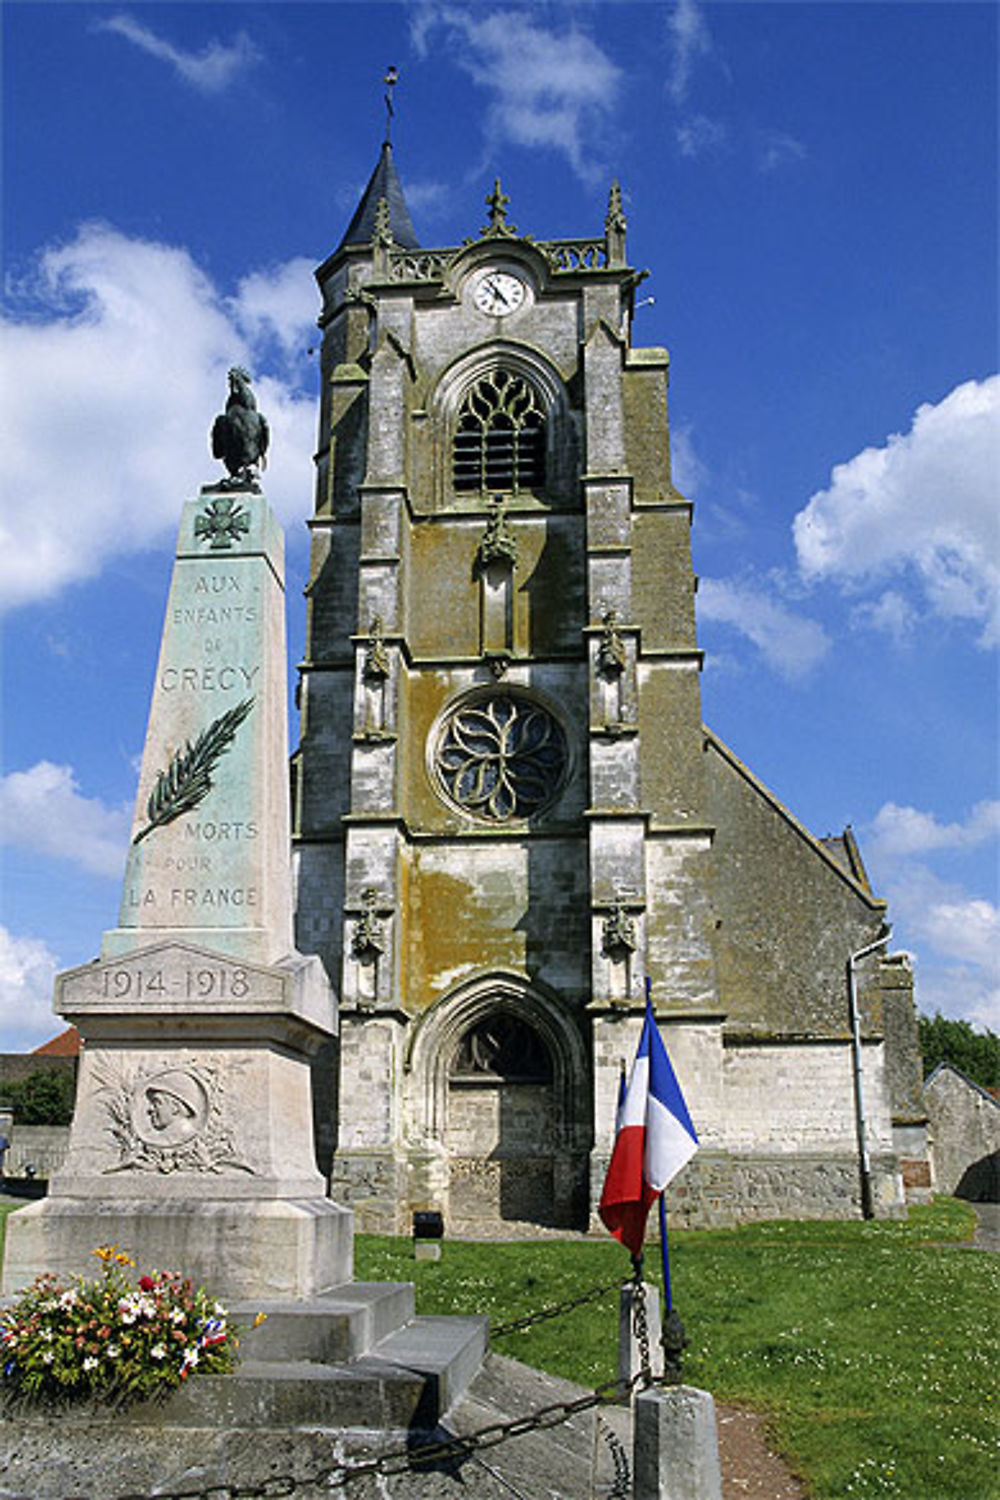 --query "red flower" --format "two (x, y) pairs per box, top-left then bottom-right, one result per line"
(139, 1276), (155, 1292)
